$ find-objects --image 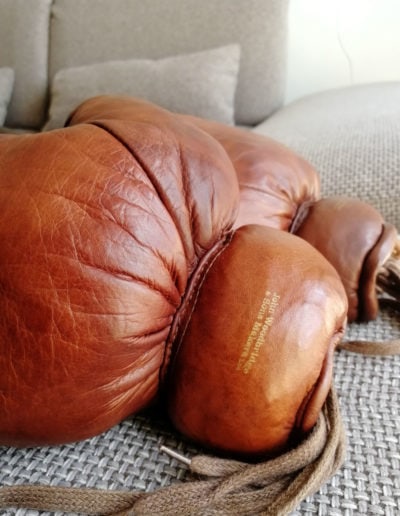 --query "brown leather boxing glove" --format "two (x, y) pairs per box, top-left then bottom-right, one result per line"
(179, 113), (321, 232)
(293, 197), (399, 322)
(0, 95), (347, 458)
(69, 97), (349, 456)
(179, 115), (400, 323)
(0, 97), (239, 446)
(167, 225), (347, 457)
